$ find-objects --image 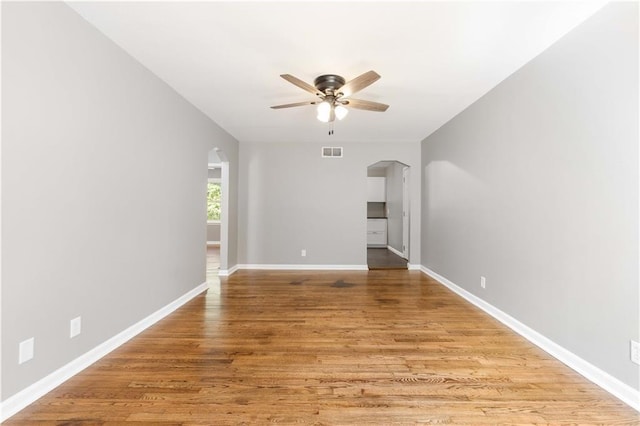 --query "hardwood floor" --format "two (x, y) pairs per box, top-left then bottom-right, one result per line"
(7, 270), (638, 424)
(206, 245), (220, 283)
